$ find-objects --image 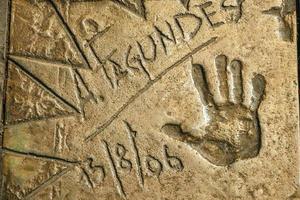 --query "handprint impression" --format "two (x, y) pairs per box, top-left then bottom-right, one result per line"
(162, 55), (266, 166)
